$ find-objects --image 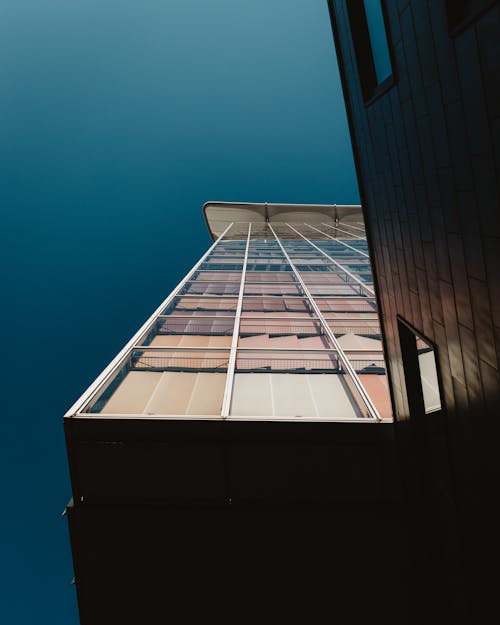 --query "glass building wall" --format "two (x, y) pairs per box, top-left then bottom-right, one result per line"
(76, 216), (391, 421)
